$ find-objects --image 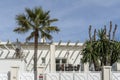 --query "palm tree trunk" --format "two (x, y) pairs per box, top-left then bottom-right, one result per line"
(89, 25), (92, 41)
(109, 21), (112, 40)
(93, 29), (96, 41)
(112, 24), (117, 41)
(34, 29), (38, 80)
